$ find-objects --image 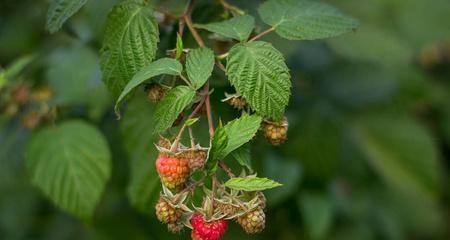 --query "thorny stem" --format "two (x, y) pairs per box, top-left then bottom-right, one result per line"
(170, 88), (207, 152)
(219, 0), (245, 16)
(249, 27), (275, 42)
(188, 127), (195, 148)
(182, 0), (235, 183)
